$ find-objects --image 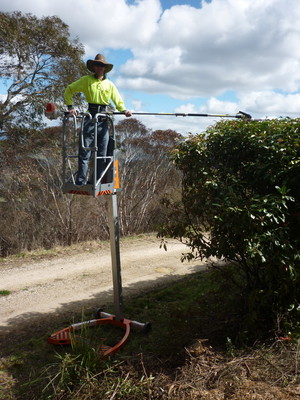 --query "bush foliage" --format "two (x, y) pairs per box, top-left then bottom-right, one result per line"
(159, 118), (300, 341)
